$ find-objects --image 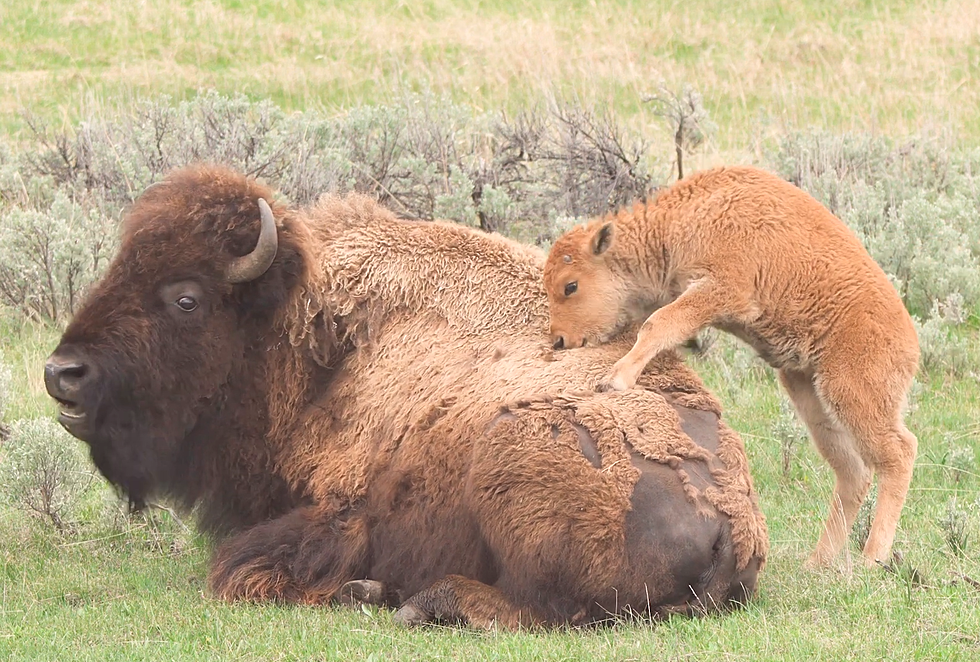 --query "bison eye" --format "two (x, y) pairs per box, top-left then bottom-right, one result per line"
(175, 296), (198, 312)
(564, 281), (578, 297)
